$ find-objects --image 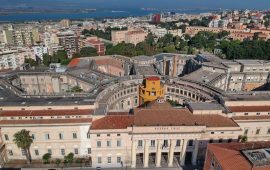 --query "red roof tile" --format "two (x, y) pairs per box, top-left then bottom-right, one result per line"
(68, 58), (80, 68)
(91, 115), (134, 130)
(0, 109), (93, 117)
(229, 106), (270, 112)
(0, 118), (92, 125)
(204, 142), (270, 170)
(233, 115), (270, 120)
